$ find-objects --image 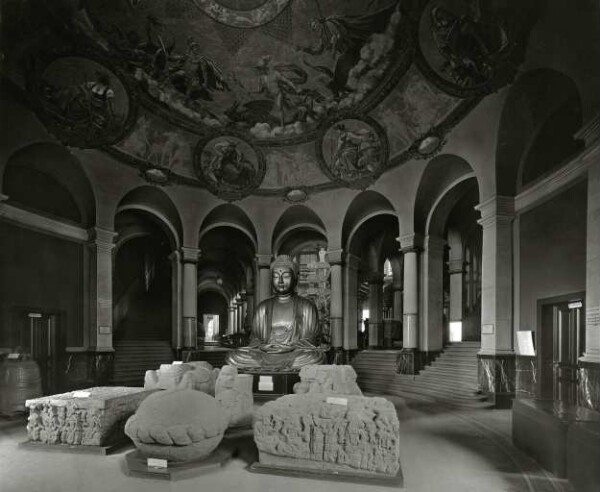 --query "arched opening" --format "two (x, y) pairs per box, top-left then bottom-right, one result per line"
(0, 143), (96, 394)
(344, 191), (399, 350)
(198, 204), (257, 347)
(496, 68), (584, 196)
